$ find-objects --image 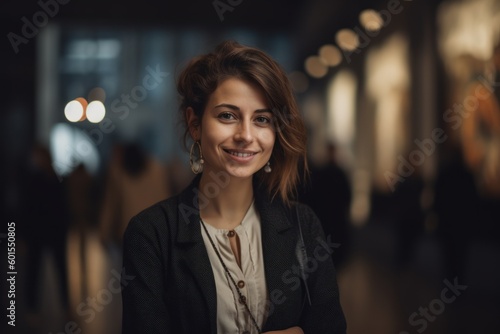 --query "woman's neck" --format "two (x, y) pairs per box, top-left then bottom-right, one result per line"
(198, 172), (254, 230)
